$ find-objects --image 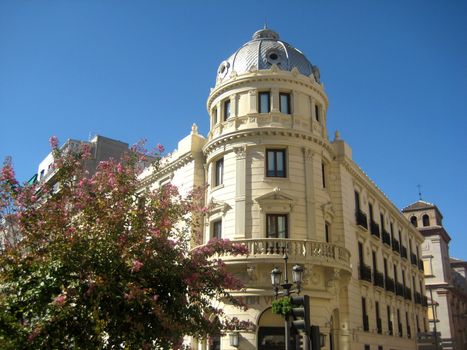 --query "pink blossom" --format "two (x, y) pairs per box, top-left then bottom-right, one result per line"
(156, 144), (165, 153)
(53, 293), (67, 306)
(132, 259), (144, 272)
(49, 136), (59, 149)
